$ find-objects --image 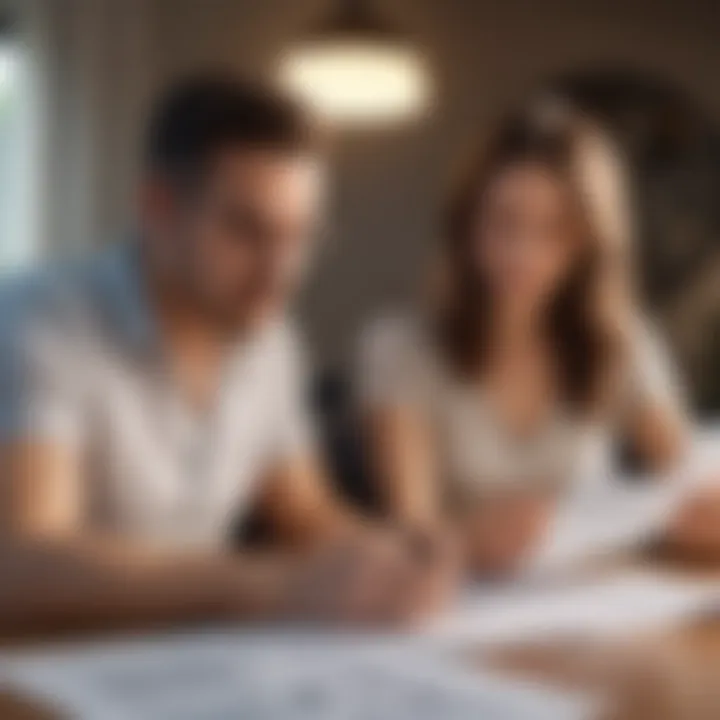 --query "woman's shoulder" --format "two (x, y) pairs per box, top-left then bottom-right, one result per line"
(356, 311), (442, 406)
(359, 311), (430, 361)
